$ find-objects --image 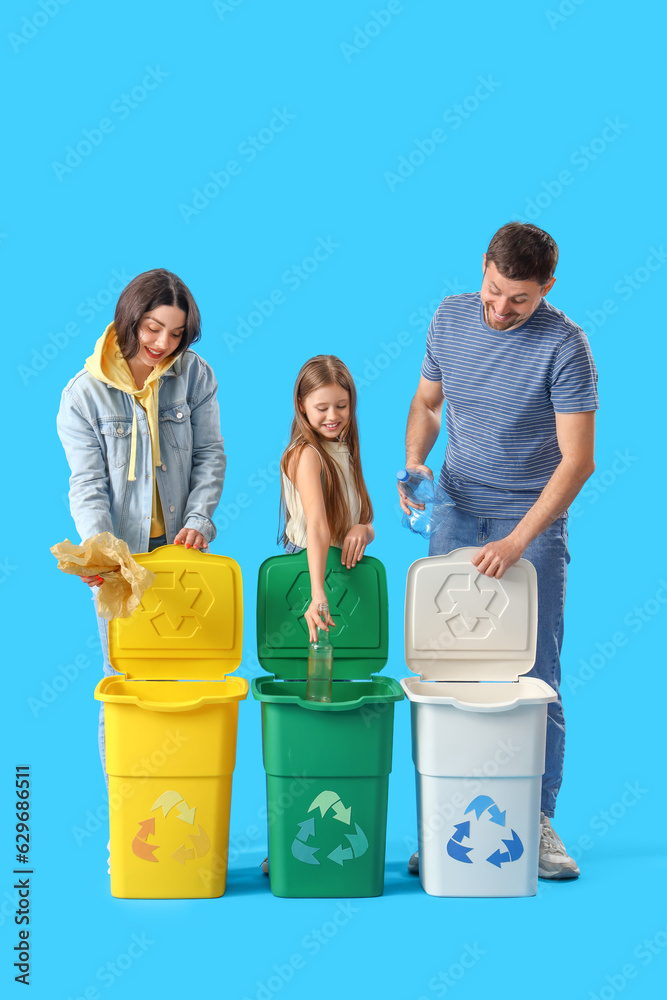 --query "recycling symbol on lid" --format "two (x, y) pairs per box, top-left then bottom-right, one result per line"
(290, 790), (369, 867)
(139, 570), (215, 639)
(446, 795), (524, 869)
